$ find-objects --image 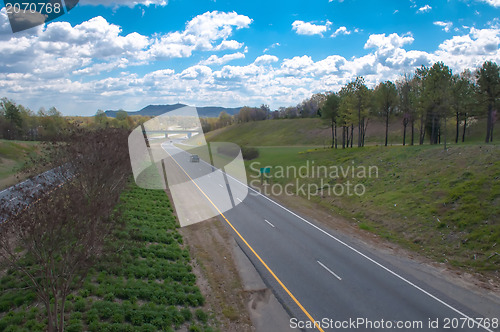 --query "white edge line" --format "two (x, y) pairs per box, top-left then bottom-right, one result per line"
(317, 261), (342, 281)
(168, 143), (493, 332)
(237, 198), (242, 203)
(232, 179), (494, 332)
(264, 219), (275, 228)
